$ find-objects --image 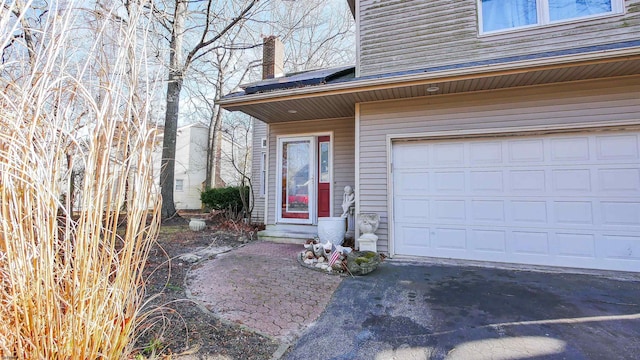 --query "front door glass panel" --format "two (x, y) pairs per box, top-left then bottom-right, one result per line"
(281, 139), (312, 220)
